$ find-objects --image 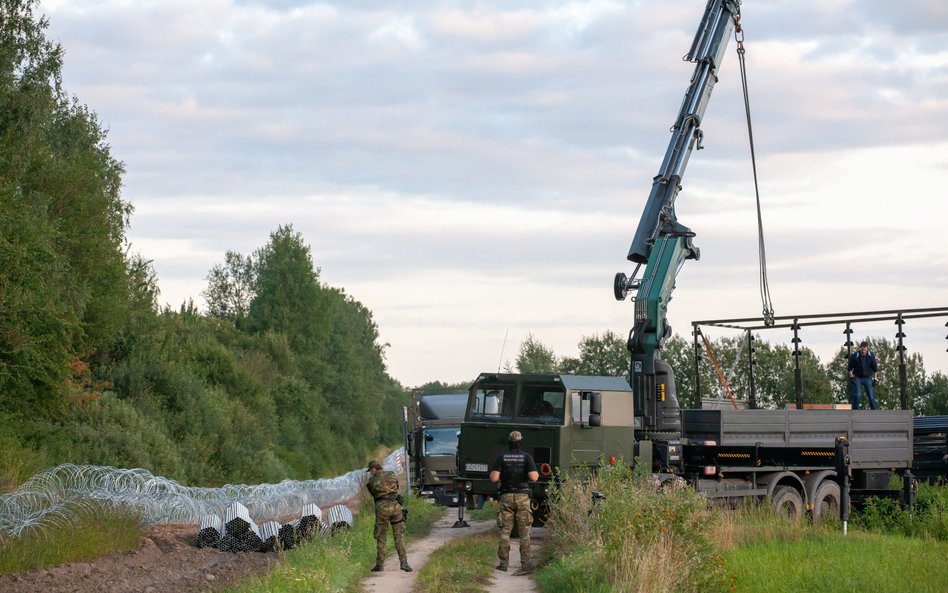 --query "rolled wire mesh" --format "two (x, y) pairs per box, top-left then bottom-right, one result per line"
(0, 448), (403, 537)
